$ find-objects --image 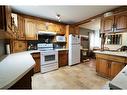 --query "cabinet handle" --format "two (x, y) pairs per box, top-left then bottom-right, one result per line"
(108, 63), (111, 68)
